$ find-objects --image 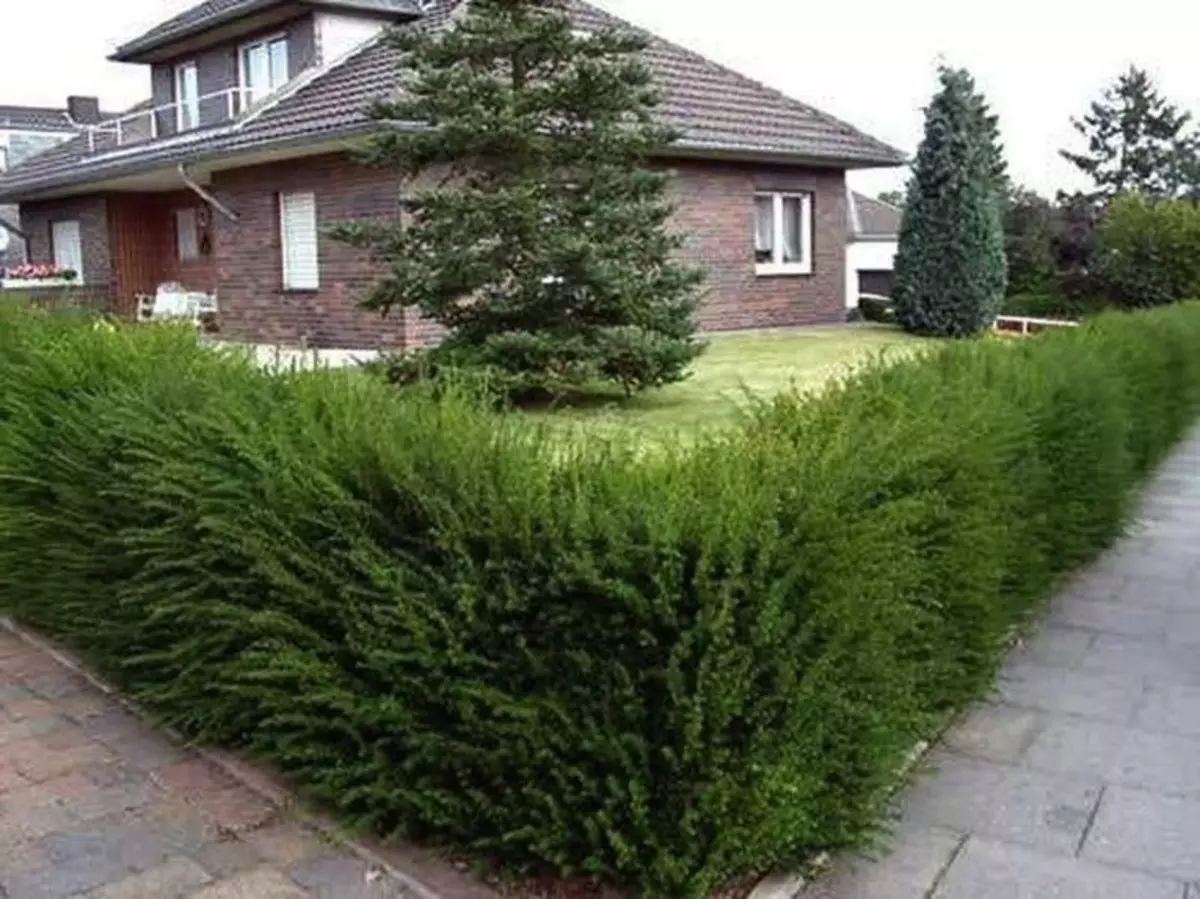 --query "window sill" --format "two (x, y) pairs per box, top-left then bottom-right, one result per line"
(755, 263), (812, 278)
(1, 278), (82, 290)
